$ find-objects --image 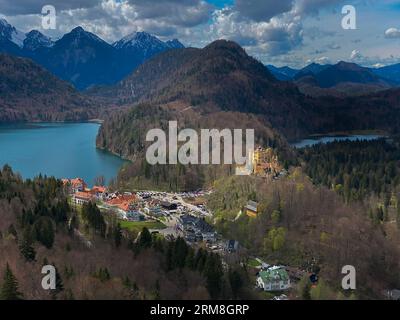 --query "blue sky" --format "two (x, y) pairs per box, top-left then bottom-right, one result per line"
(1, 0), (400, 68)
(207, 0), (233, 7)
